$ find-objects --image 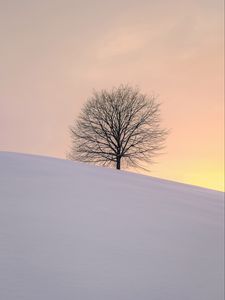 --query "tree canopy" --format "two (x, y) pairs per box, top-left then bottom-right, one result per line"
(69, 85), (168, 170)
